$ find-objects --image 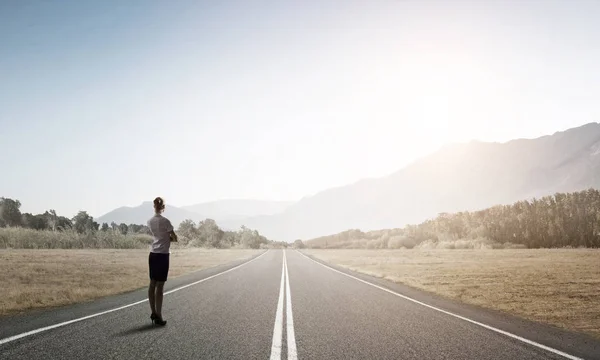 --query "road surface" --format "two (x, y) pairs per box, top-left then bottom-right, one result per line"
(1, 249), (598, 359)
